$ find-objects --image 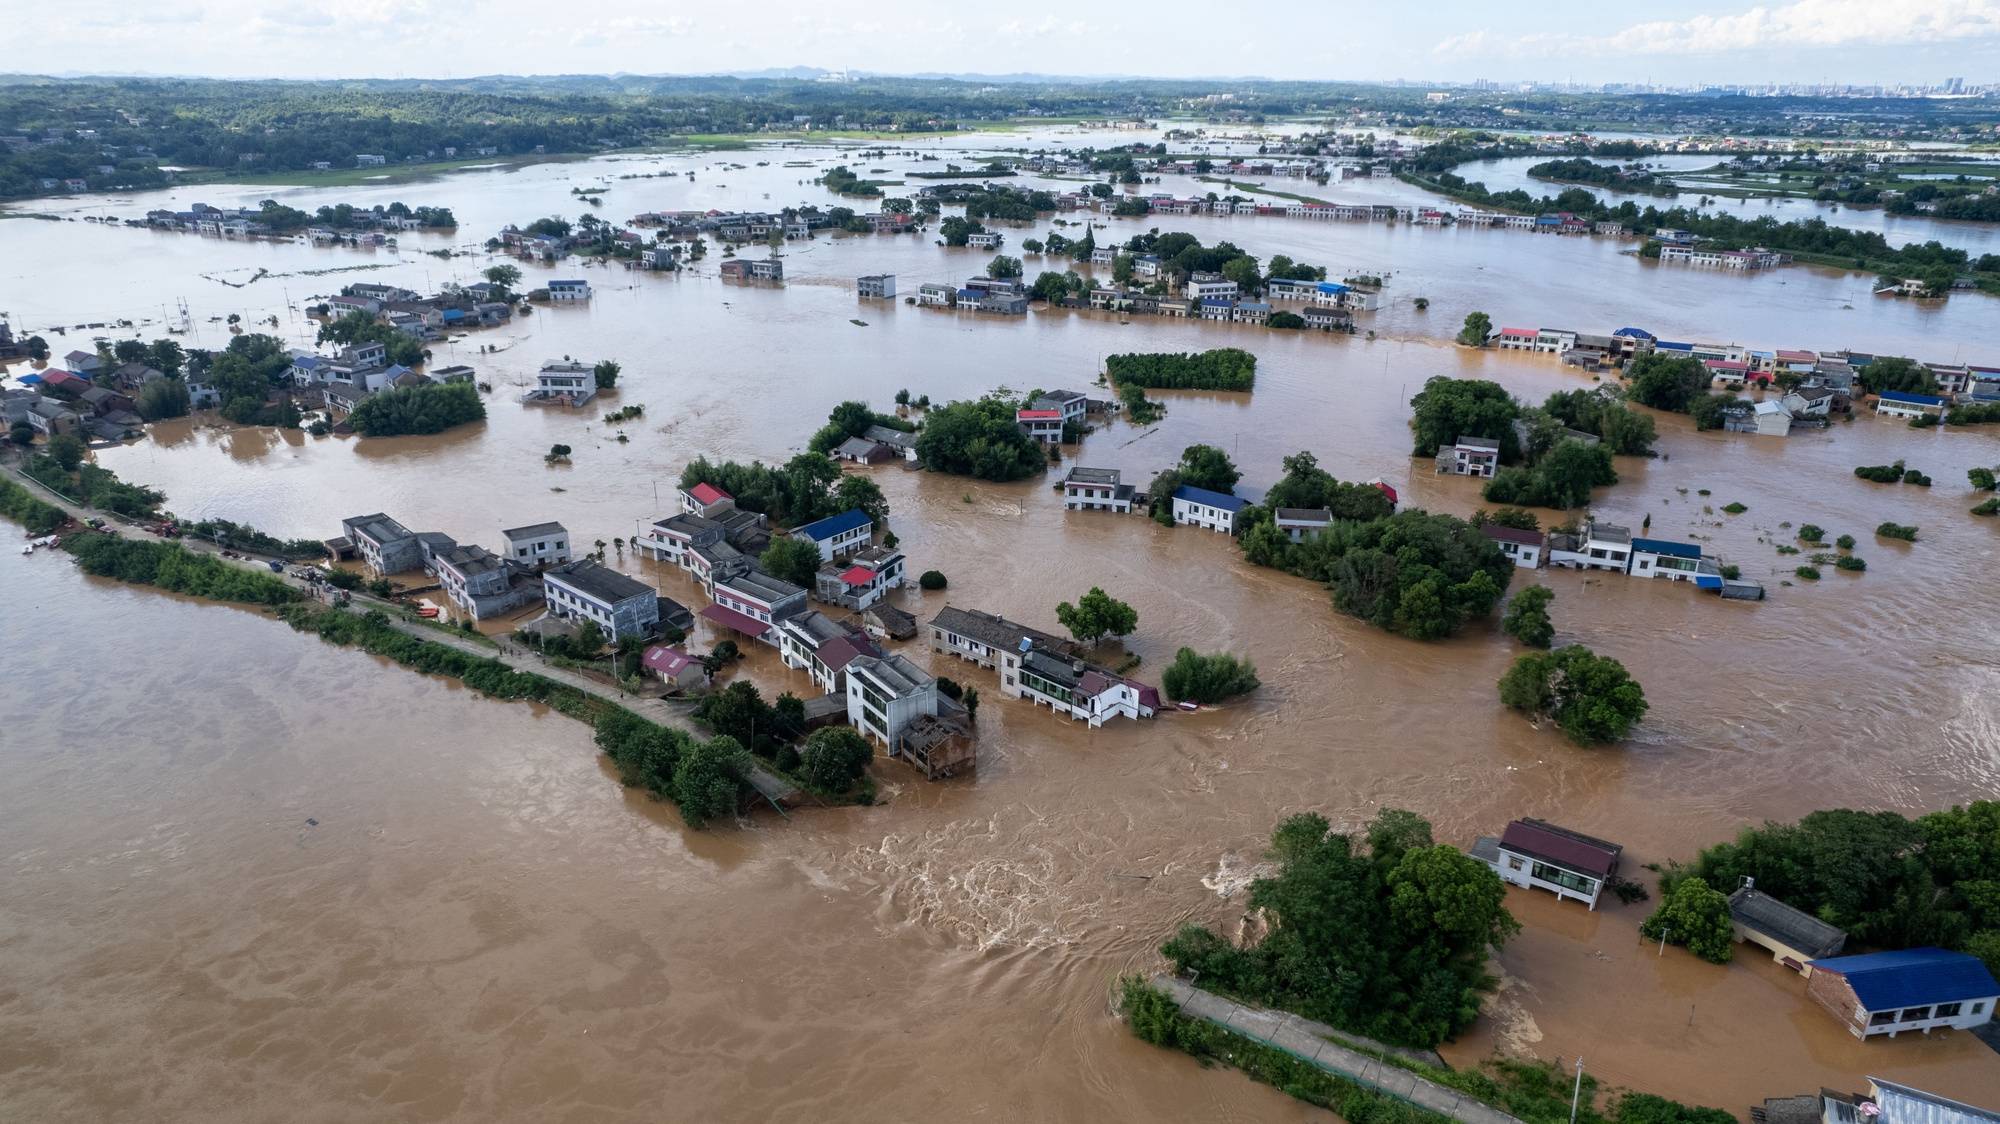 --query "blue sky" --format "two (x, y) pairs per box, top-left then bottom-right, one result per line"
(21, 0), (2000, 84)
